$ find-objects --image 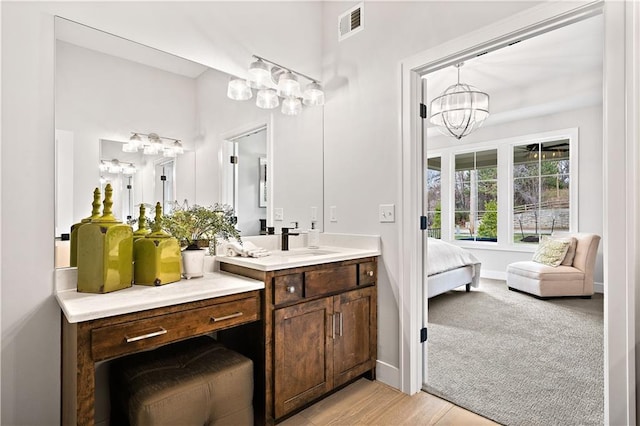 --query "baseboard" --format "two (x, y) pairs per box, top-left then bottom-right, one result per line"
(594, 282), (603, 294)
(481, 270), (506, 281)
(375, 360), (400, 390)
